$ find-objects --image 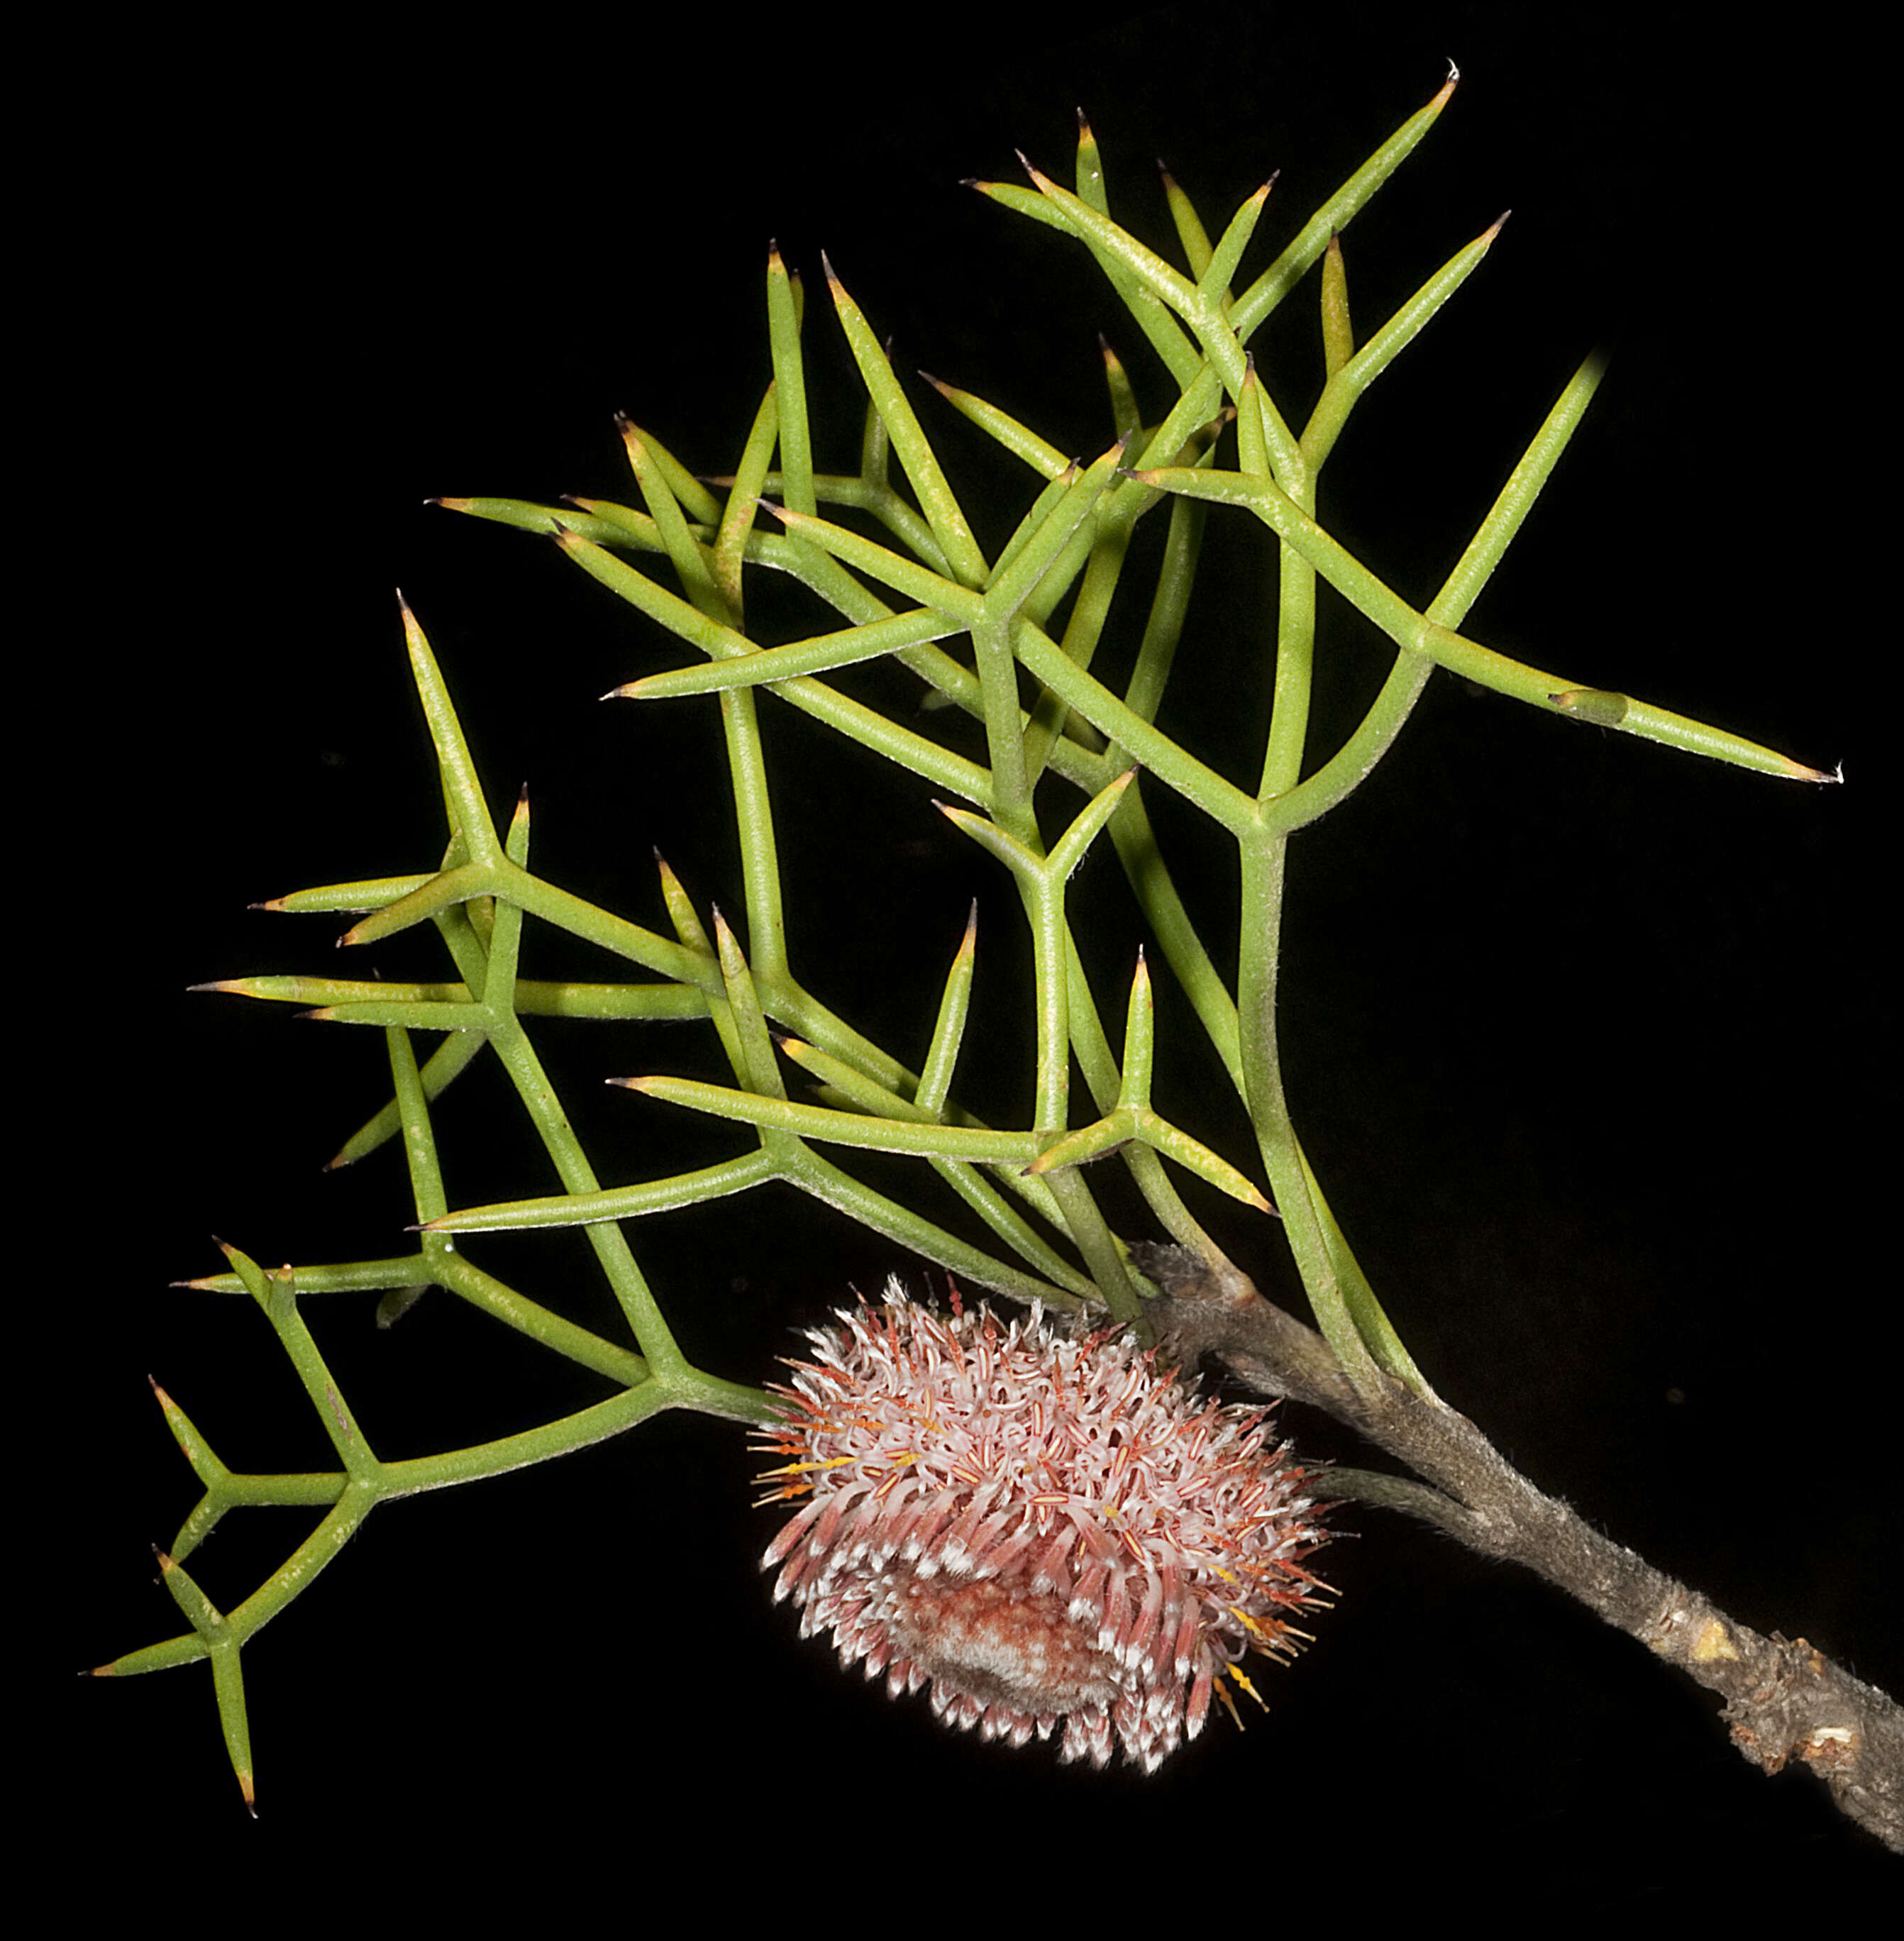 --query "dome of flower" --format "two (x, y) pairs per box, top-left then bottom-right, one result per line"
(756, 1278), (1333, 1771)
